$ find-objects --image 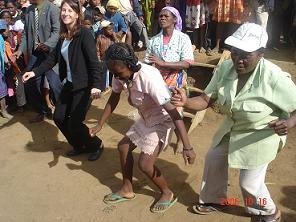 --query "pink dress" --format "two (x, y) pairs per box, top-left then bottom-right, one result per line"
(112, 63), (175, 155)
